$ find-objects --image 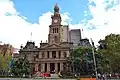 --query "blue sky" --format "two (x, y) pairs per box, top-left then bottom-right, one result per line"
(0, 0), (120, 48)
(12, 0), (90, 24)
